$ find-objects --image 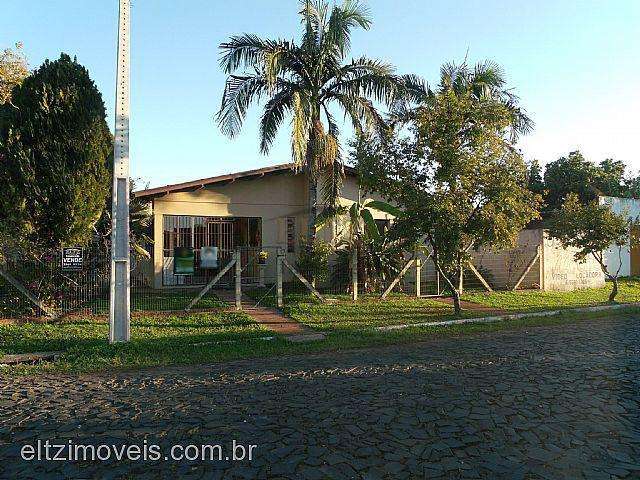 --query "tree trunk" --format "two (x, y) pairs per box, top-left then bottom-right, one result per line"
(307, 170), (317, 244)
(432, 254), (463, 316)
(451, 287), (462, 315)
(609, 277), (619, 303)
